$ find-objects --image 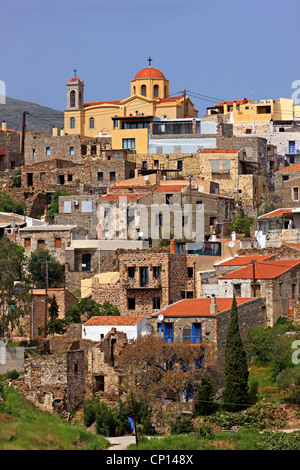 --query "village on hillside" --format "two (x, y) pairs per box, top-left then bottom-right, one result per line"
(1, 61), (300, 447)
